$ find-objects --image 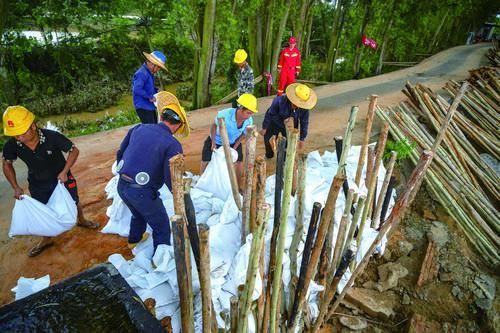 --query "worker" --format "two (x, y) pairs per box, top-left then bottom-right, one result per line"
(200, 93), (258, 187)
(132, 50), (167, 124)
(116, 91), (189, 253)
(277, 36), (301, 96)
(233, 49), (254, 107)
(260, 83), (317, 158)
(2, 106), (99, 257)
